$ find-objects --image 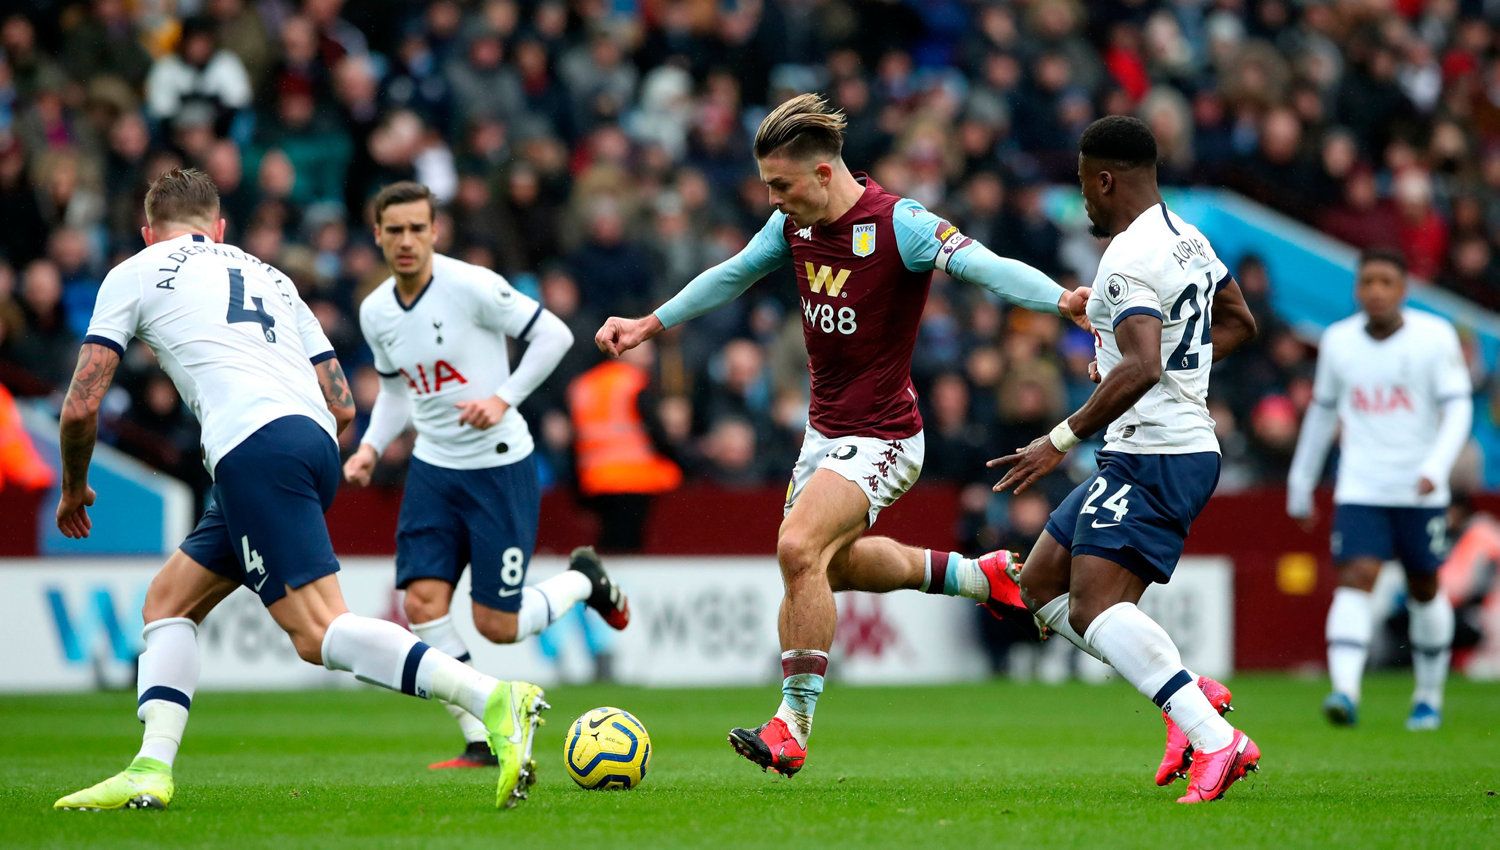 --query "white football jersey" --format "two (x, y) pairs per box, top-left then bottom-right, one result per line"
(1312, 309), (1470, 507)
(85, 234), (337, 474)
(1086, 203), (1228, 455)
(359, 254), (542, 469)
